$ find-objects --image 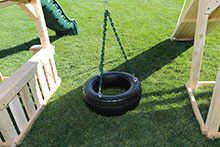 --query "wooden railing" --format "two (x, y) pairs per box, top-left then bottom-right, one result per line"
(0, 47), (61, 146)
